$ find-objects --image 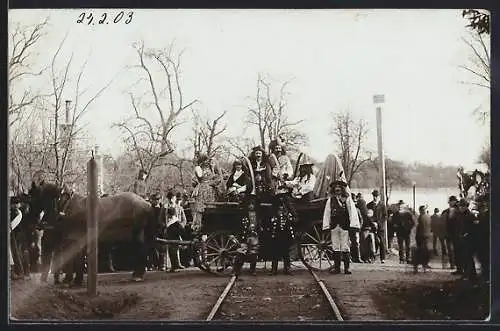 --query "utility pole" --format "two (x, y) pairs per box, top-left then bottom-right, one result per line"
(87, 152), (98, 296)
(95, 145), (104, 196)
(59, 100), (73, 184)
(373, 94), (388, 251)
